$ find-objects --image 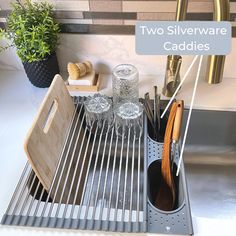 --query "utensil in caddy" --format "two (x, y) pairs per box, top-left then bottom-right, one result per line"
(145, 121), (193, 234)
(1, 75), (193, 235)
